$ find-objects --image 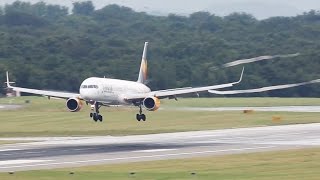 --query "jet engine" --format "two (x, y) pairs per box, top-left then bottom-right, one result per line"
(143, 97), (160, 111)
(66, 98), (83, 112)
